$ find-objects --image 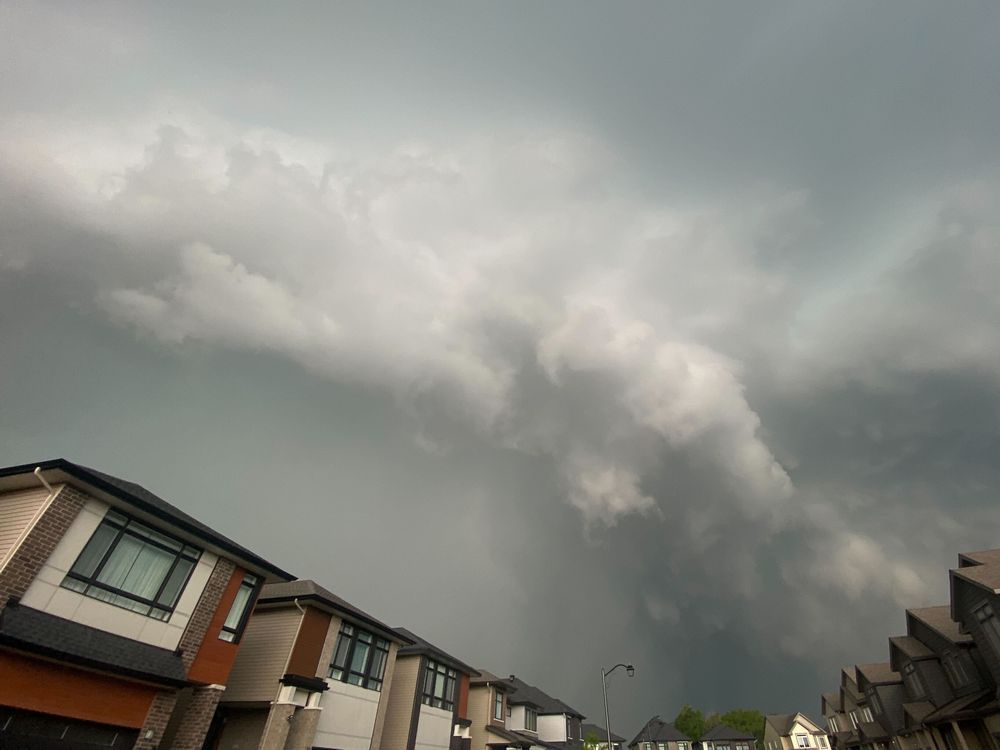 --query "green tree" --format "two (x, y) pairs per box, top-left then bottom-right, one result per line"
(719, 709), (765, 749)
(583, 731), (601, 750)
(674, 705), (706, 742)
